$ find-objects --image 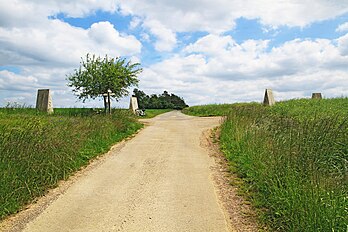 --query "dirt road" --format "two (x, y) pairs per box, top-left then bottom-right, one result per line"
(20, 111), (231, 231)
